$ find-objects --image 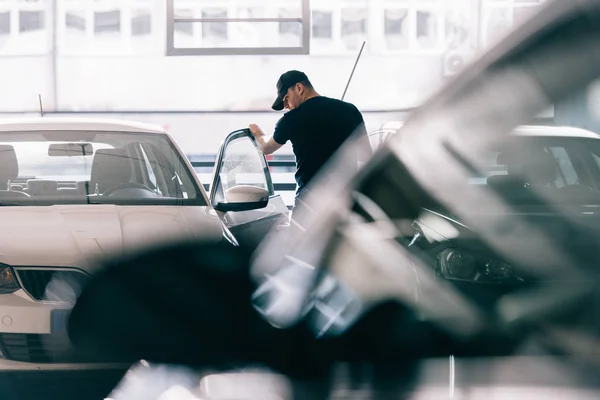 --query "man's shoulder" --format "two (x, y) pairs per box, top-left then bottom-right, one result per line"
(308, 96), (359, 112)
